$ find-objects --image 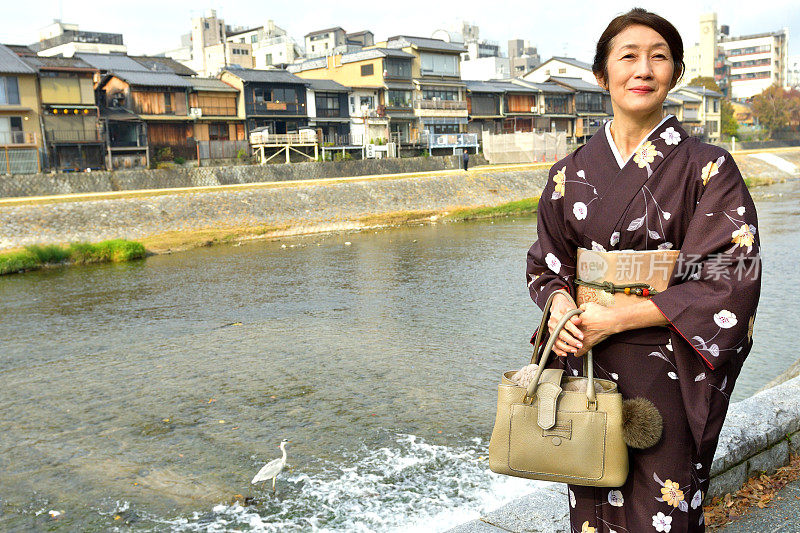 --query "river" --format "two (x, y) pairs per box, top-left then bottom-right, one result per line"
(1, 179), (798, 531)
